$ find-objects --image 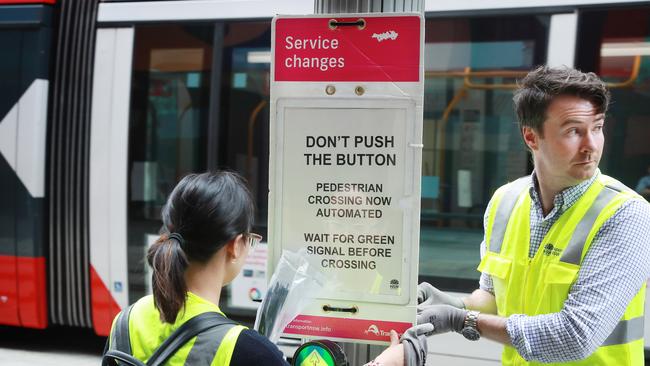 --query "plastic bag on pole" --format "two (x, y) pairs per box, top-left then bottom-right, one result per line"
(254, 248), (326, 343)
